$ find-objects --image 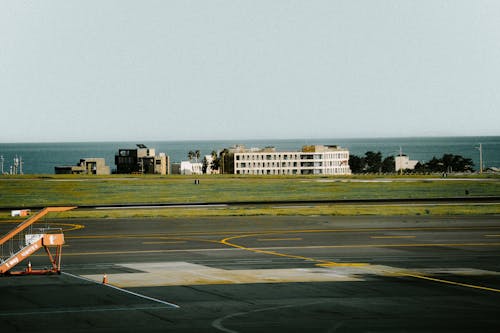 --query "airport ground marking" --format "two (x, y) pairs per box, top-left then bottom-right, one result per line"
(401, 273), (500, 293)
(212, 300), (335, 333)
(58, 223), (500, 294)
(142, 241), (187, 245)
(219, 231), (500, 293)
(370, 235), (416, 239)
(257, 238), (302, 242)
(62, 271), (180, 308)
(220, 233), (367, 267)
(0, 306), (175, 316)
(64, 225), (500, 241)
